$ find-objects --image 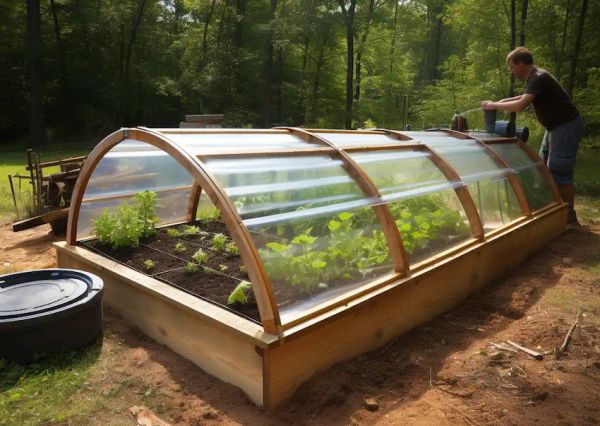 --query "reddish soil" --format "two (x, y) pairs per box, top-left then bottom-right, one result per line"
(1, 220), (600, 425)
